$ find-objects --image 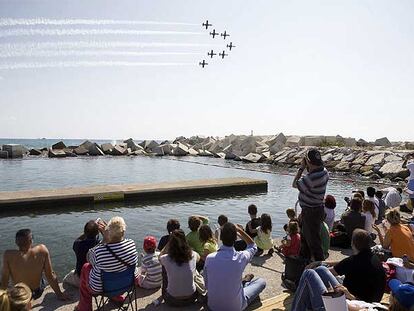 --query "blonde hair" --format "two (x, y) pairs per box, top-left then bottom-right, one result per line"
(106, 216), (126, 242)
(0, 283), (32, 311)
(386, 208), (401, 226)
